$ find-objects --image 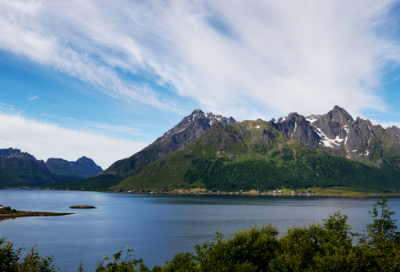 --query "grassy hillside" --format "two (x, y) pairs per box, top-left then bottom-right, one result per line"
(114, 120), (400, 192)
